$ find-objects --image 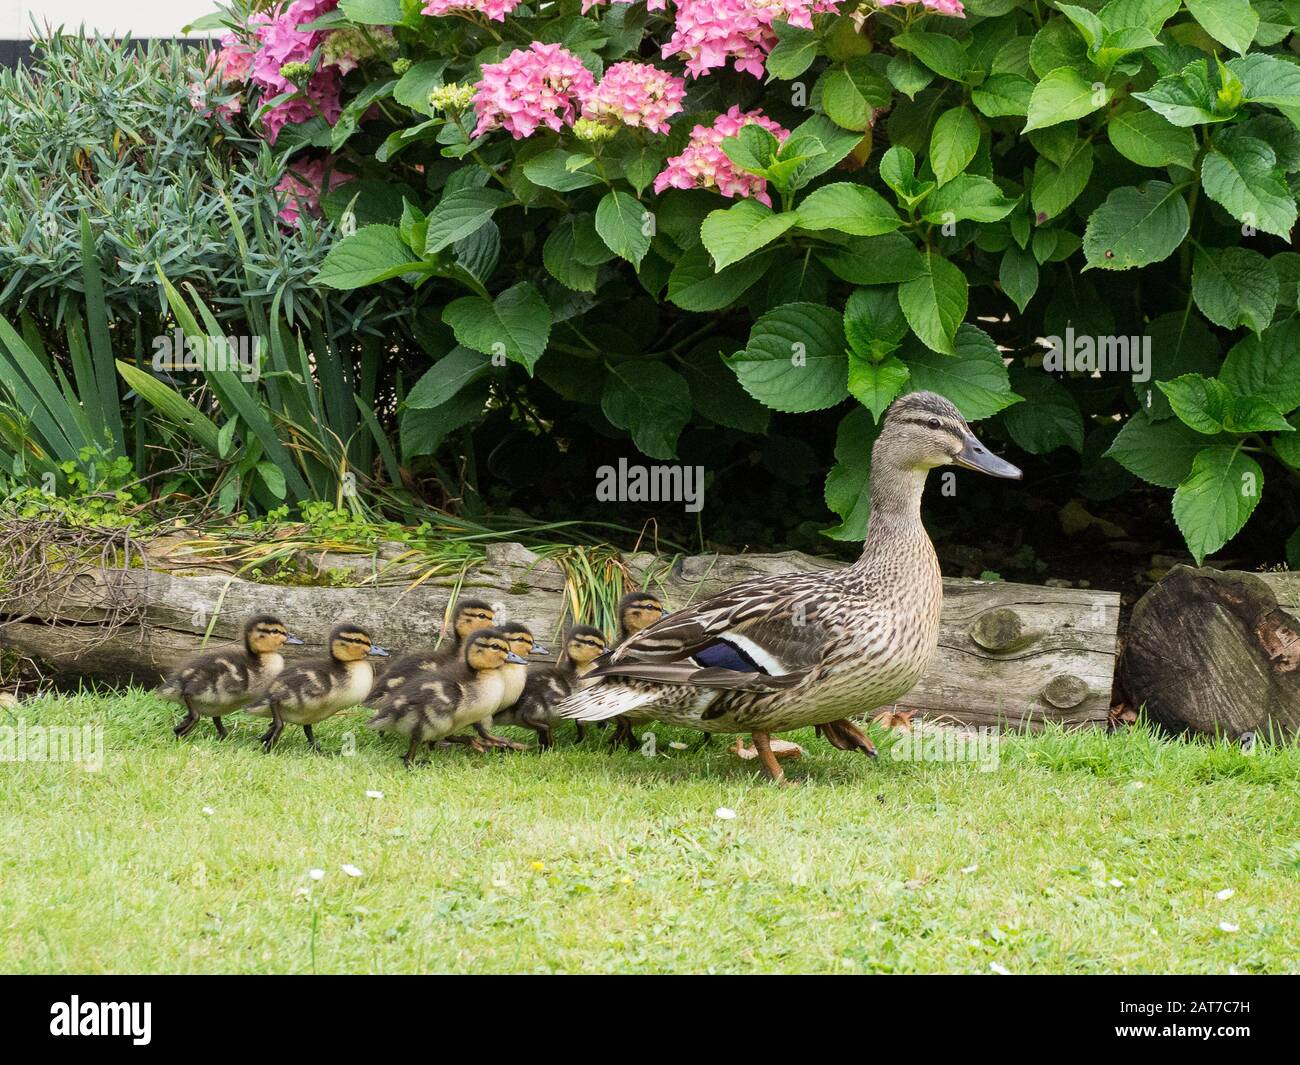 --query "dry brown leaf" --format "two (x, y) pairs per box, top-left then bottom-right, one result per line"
(872, 707), (917, 731)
